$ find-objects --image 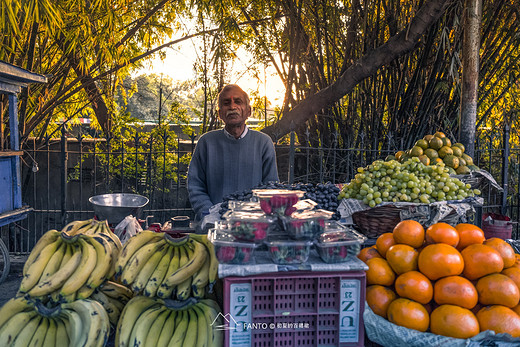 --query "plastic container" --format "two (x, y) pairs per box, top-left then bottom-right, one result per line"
(208, 229), (257, 264)
(227, 200), (262, 212)
(223, 271), (366, 347)
(281, 209), (334, 240)
(223, 211), (276, 242)
(264, 236), (313, 264)
(316, 225), (367, 263)
(252, 189), (305, 216)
